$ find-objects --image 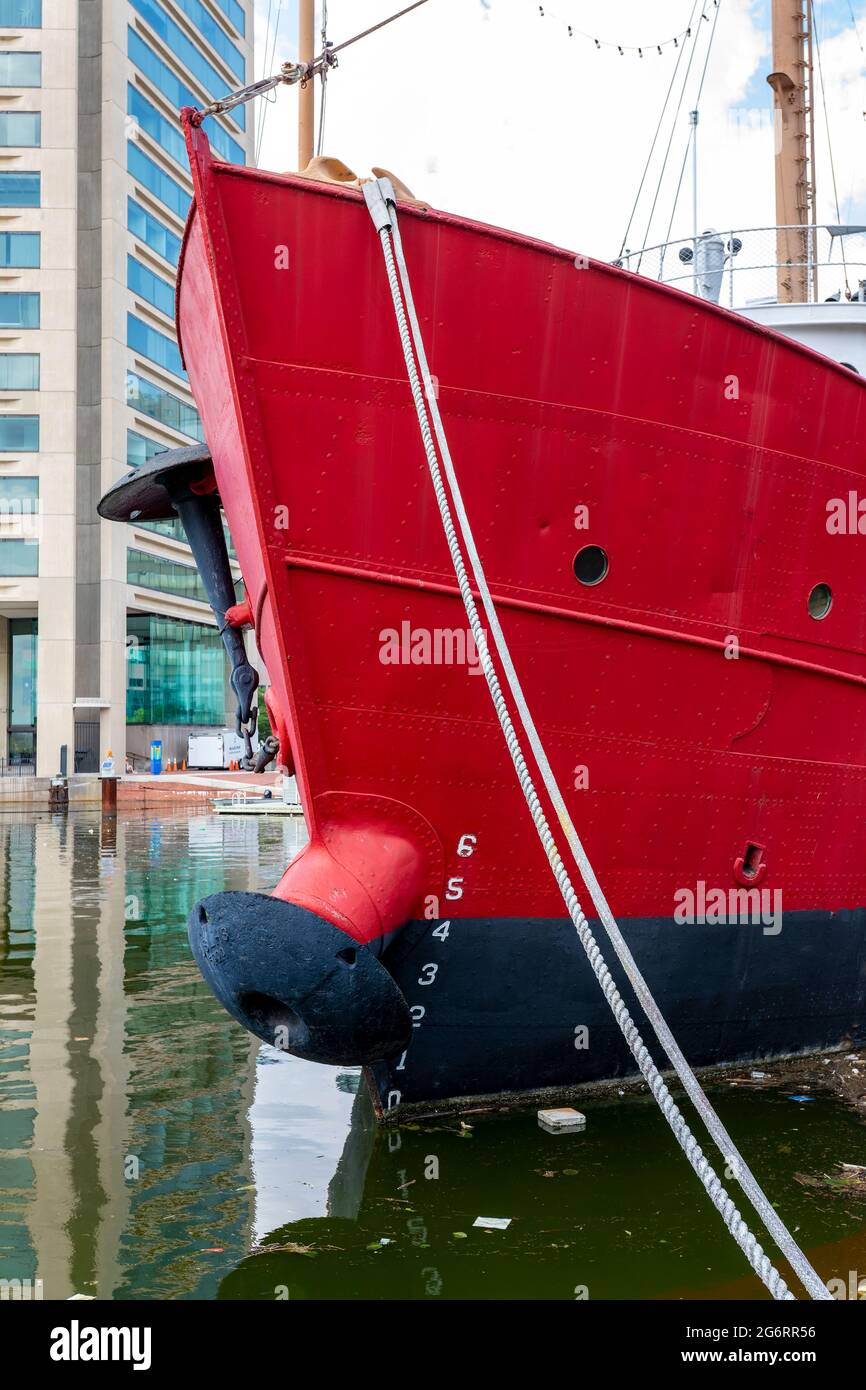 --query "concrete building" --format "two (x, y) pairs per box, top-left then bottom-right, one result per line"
(0, 0), (255, 777)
